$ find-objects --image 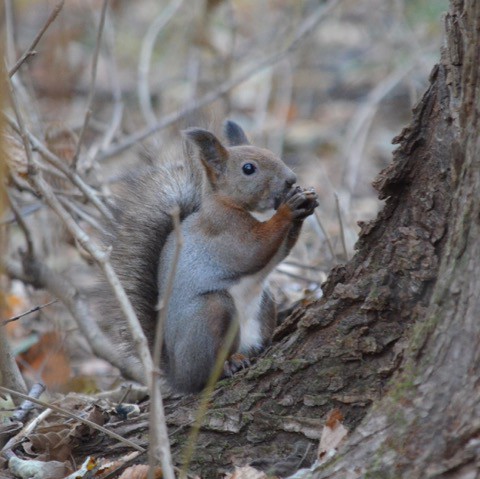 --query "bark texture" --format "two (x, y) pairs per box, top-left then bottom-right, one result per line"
(75, 2), (477, 477)
(313, 0), (480, 477)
